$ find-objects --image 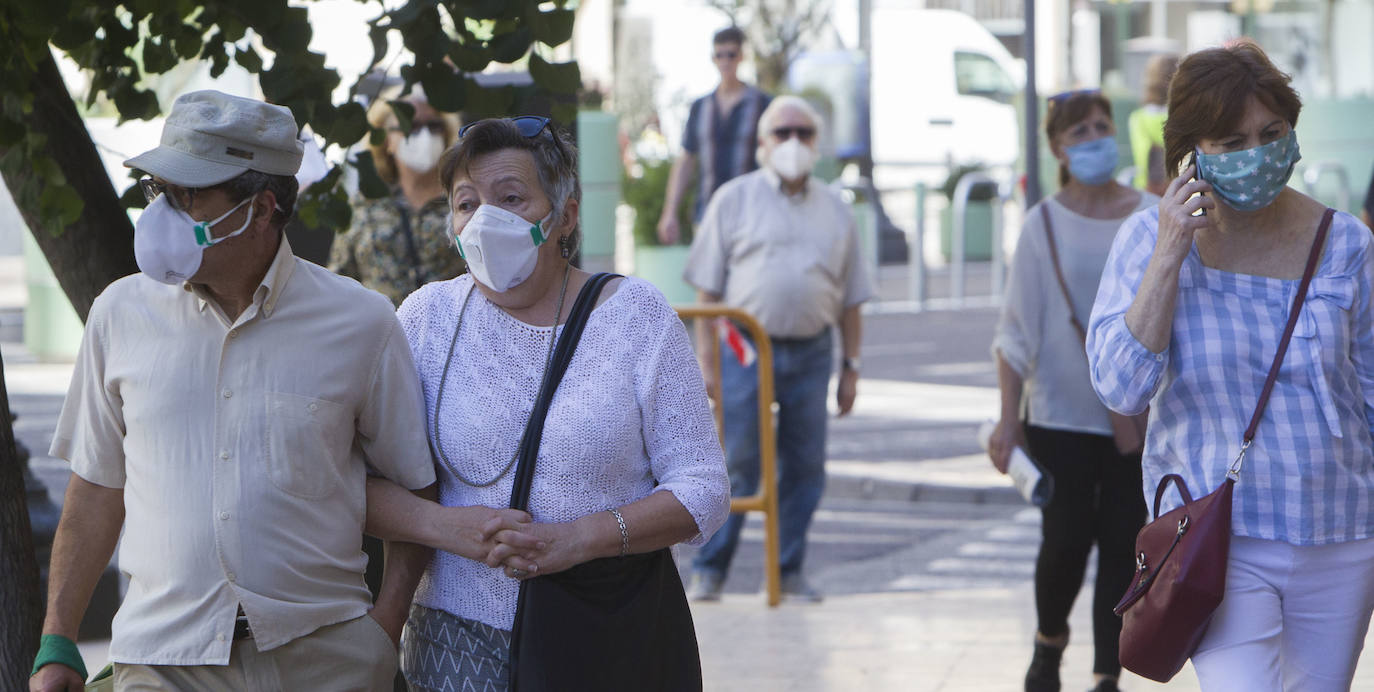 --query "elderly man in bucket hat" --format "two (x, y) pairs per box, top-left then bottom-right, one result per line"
(29, 90), (441, 691)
